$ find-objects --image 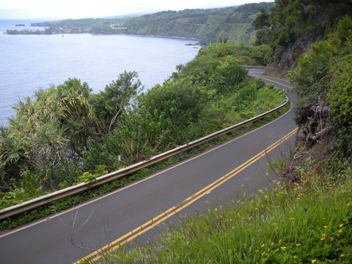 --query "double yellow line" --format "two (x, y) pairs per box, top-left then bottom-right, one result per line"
(75, 127), (298, 263)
